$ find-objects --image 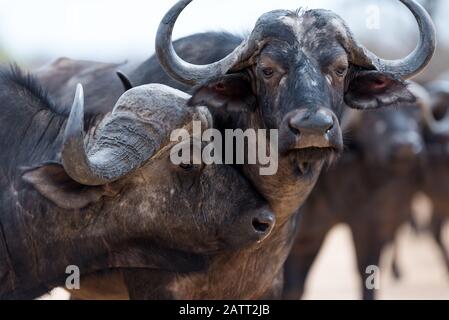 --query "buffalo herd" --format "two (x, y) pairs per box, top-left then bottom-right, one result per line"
(0, 0), (448, 300)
